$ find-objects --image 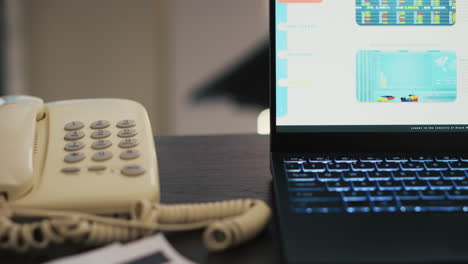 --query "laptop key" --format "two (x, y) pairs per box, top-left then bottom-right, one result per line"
(353, 181), (377, 191)
(449, 162), (468, 171)
(425, 162), (449, 171)
(447, 190), (468, 200)
(403, 180), (428, 191)
(289, 181), (326, 191)
(399, 200), (464, 213)
(309, 156), (331, 163)
(420, 190), (446, 200)
(303, 162), (326, 172)
(368, 171), (392, 181)
(345, 201), (371, 213)
(376, 162), (400, 171)
(352, 162), (375, 172)
(443, 170), (466, 180)
(290, 191), (341, 201)
(393, 171), (418, 181)
(284, 157), (306, 163)
(410, 156), (433, 162)
(342, 191), (368, 202)
(454, 180), (468, 190)
(327, 163), (351, 172)
(396, 190), (420, 200)
(378, 181), (403, 191)
(386, 156), (408, 162)
(317, 172), (342, 182)
(342, 172), (366, 181)
(369, 191), (394, 201)
(287, 172), (315, 180)
(285, 163), (301, 172)
(428, 180), (453, 190)
(334, 156), (357, 163)
(400, 162), (424, 171)
(418, 171), (441, 180)
(360, 156), (383, 163)
(436, 156), (459, 162)
(373, 200), (398, 213)
(327, 181), (351, 192)
(292, 201), (343, 213)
